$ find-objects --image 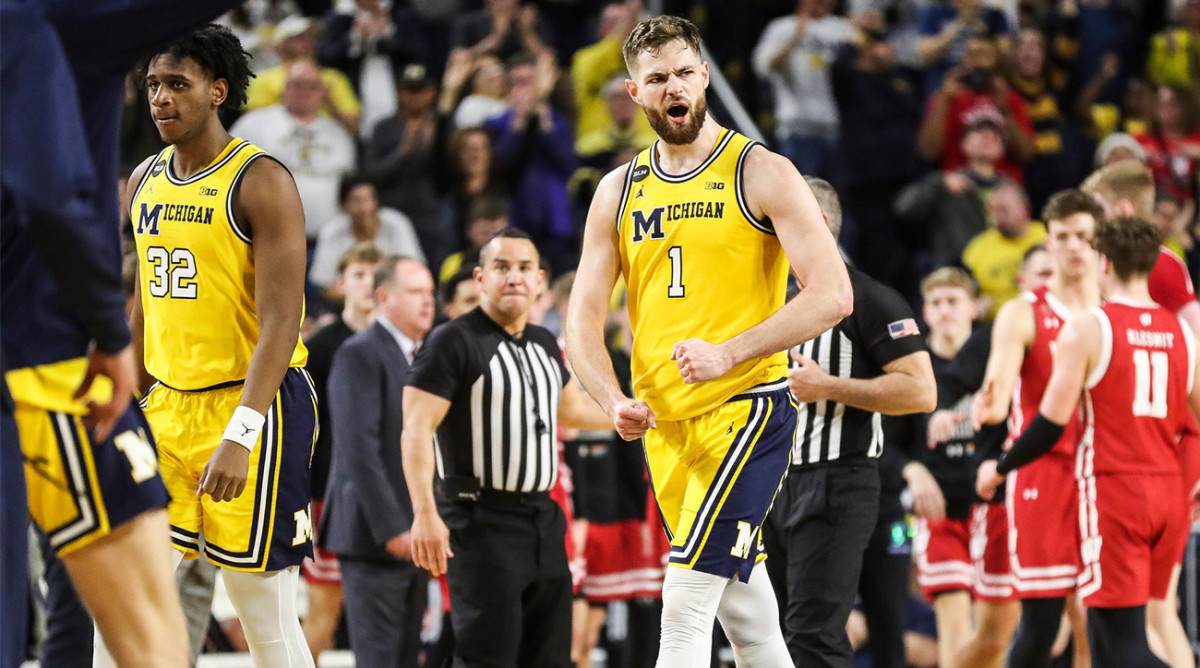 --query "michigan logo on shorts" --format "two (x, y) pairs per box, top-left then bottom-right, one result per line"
(142, 367), (318, 572)
(645, 381), (795, 582)
(9, 357), (170, 558)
